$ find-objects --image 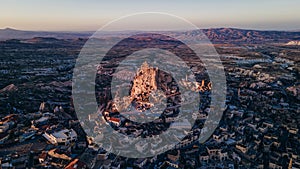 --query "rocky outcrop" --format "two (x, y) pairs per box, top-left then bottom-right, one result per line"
(130, 62), (158, 111)
(285, 40), (300, 46)
(0, 84), (18, 93)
